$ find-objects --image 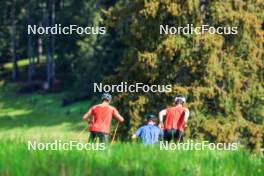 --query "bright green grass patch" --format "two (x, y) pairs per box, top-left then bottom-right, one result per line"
(3, 59), (29, 69)
(0, 83), (94, 138)
(3, 56), (47, 70)
(0, 108), (32, 118)
(0, 141), (263, 176)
